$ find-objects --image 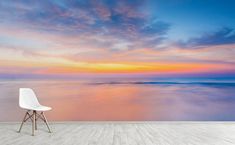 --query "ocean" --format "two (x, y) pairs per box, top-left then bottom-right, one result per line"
(0, 77), (235, 121)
